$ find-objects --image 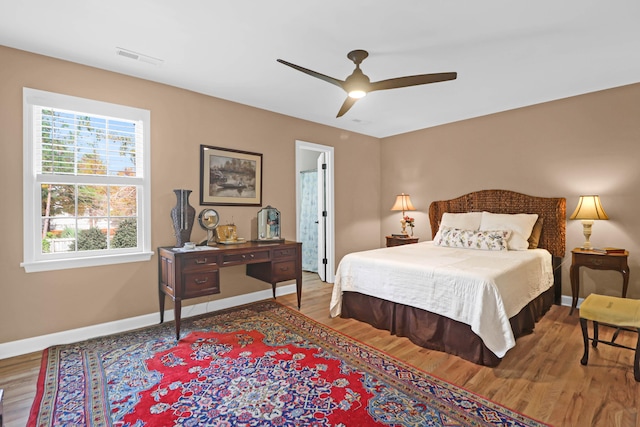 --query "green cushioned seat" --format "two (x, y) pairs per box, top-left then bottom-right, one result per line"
(579, 294), (640, 328)
(579, 293), (640, 382)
